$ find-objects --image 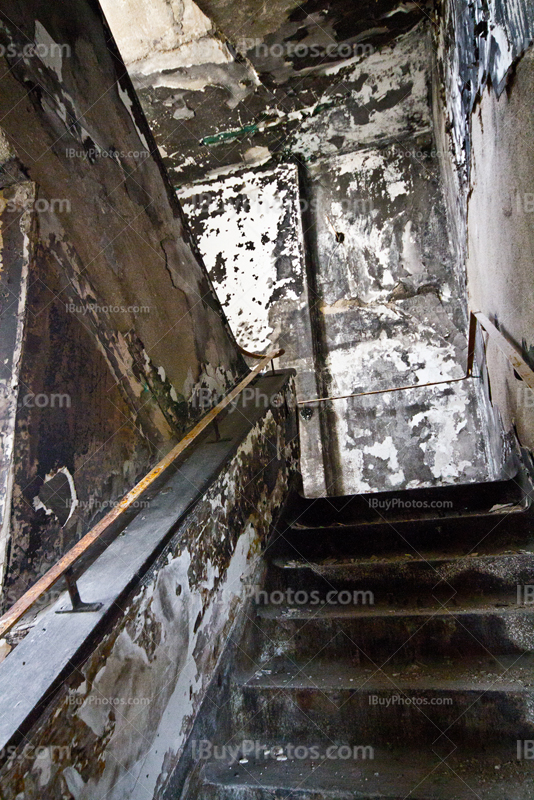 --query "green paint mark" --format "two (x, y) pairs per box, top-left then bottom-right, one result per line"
(202, 124), (258, 146)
